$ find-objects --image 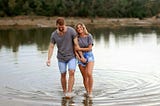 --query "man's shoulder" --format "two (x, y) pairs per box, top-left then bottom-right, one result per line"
(66, 26), (77, 37)
(51, 30), (57, 36)
(67, 26), (75, 31)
